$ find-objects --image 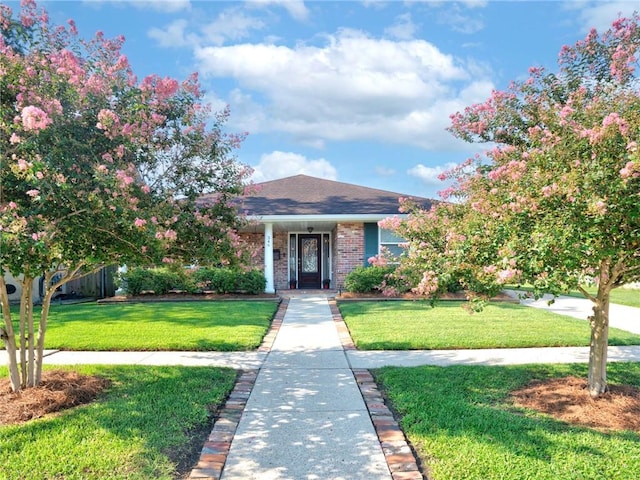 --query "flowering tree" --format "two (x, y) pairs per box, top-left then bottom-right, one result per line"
(0, 1), (251, 392)
(383, 14), (640, 398)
